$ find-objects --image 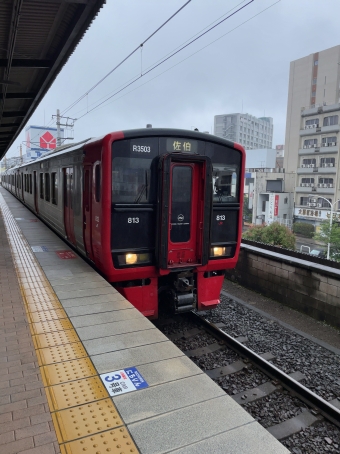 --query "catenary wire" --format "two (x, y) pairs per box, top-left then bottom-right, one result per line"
(61, 0), (192, 116)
